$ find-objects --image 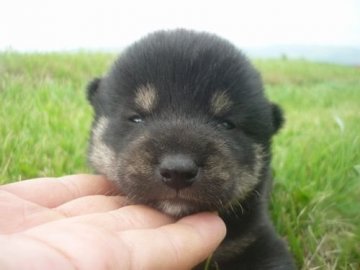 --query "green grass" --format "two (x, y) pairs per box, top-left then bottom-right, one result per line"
(1, 52), (359, 269)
